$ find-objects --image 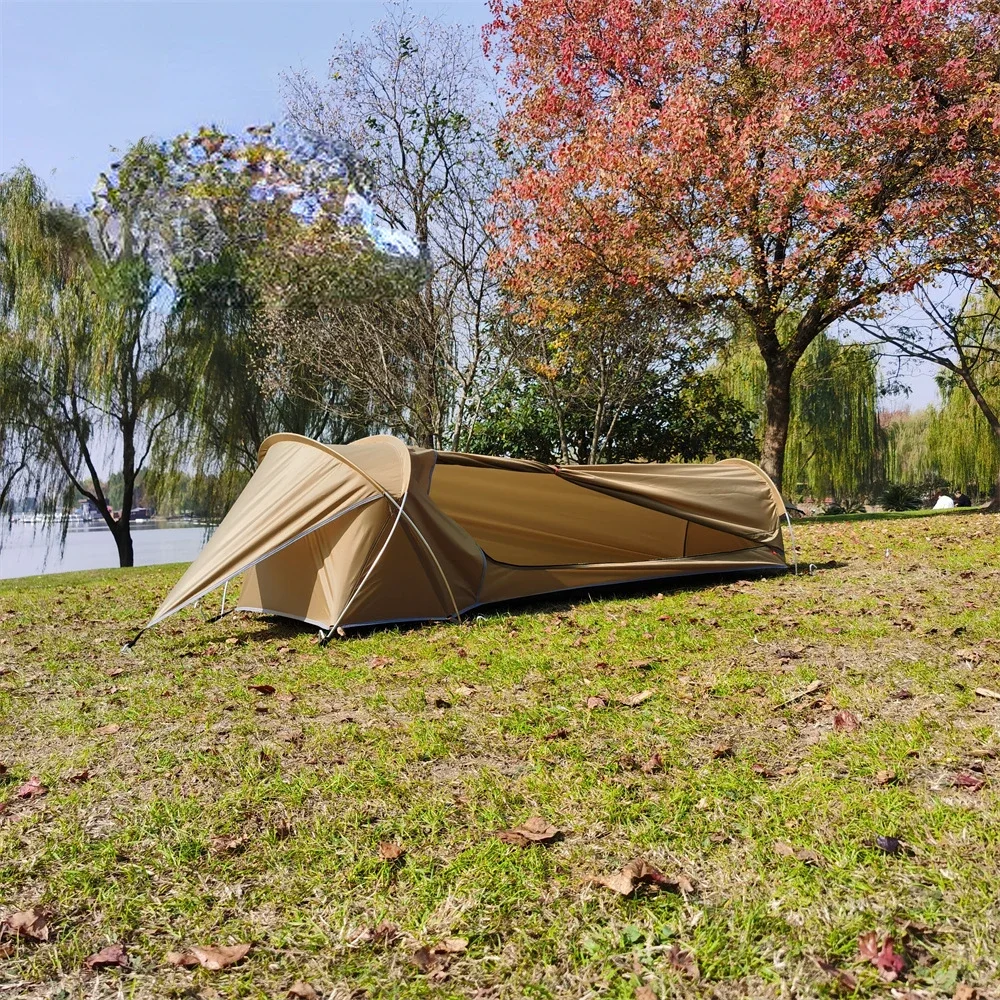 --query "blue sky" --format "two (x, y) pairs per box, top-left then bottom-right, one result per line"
(1, 0), (490, 206)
